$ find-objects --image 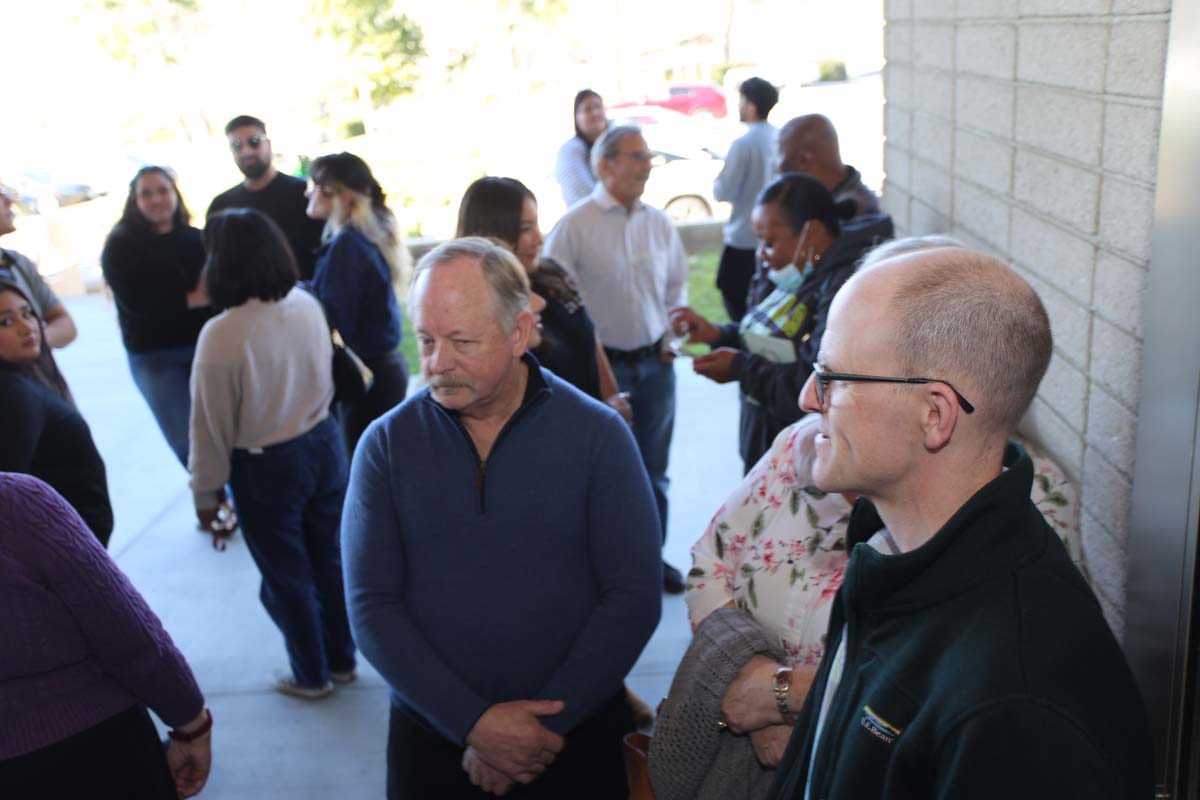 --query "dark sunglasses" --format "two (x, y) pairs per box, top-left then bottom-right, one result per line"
(812, 362), (975, 414)
(229, 135), (266, 152)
